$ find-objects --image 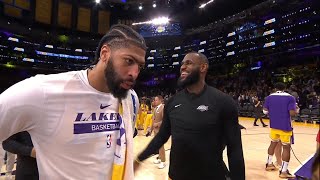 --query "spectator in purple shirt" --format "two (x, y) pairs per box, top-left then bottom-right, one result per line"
(263, 82), (298, 179)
